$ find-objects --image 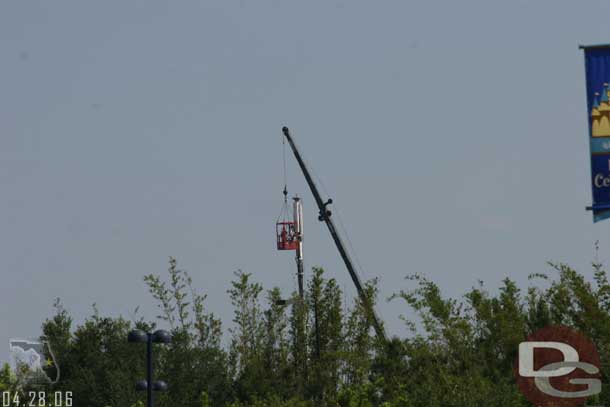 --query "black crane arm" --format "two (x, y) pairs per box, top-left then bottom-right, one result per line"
(281, 126), (388, 343)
